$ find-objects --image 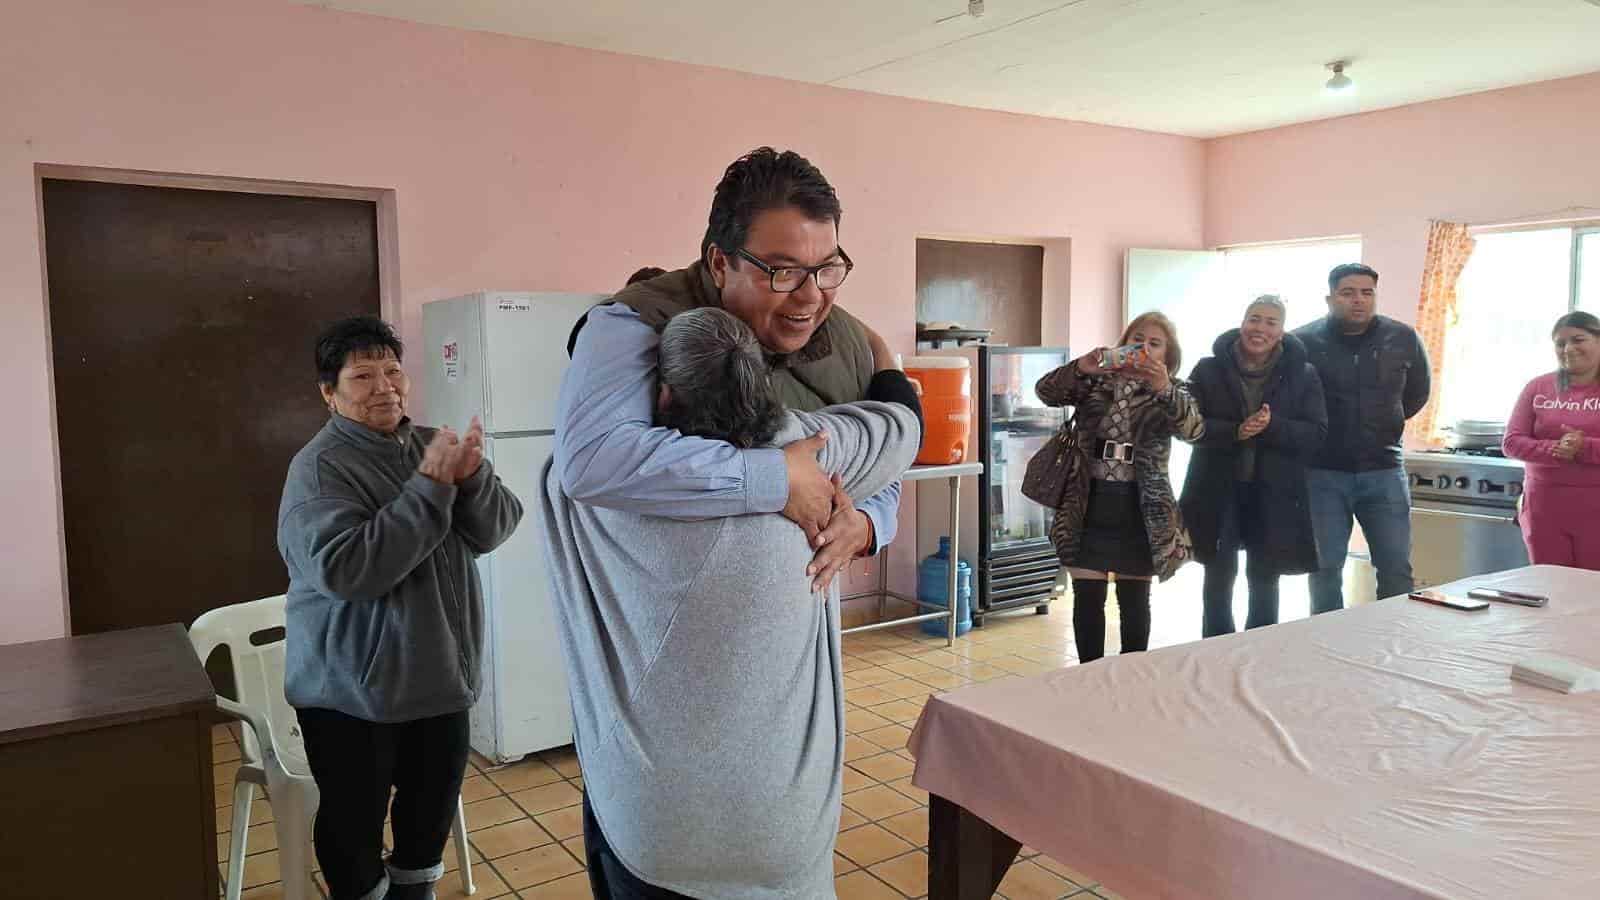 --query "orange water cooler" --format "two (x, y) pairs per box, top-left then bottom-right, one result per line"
(903, 356), (972, 465)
